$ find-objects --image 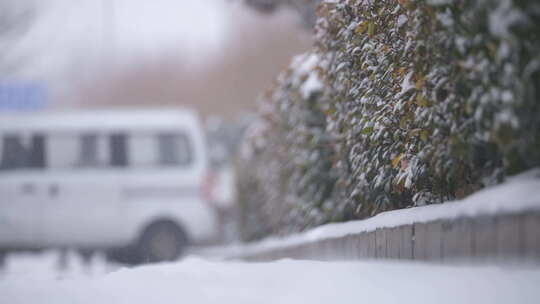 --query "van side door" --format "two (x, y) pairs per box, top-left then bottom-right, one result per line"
(0, 134), (47, 248)
(42, 132), (125, 248)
